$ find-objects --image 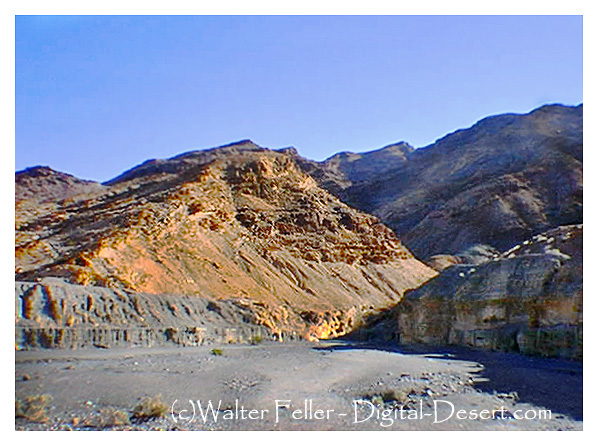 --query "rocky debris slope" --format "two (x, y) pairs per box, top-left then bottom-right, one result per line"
(394, 225), (582, 359)
(15, 141), (436, 343)
(299, 104), (582, 262)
